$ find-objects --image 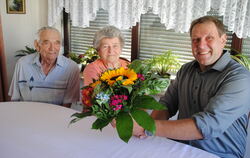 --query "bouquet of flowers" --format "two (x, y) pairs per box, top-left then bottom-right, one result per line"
(70, 60), (169, 142)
